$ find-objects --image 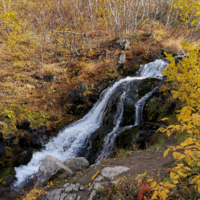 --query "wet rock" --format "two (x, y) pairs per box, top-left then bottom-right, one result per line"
(0, 132), (6, 169)
(17, 119), (31, 129)
(67, 104), (77, 115)
(3, 175), (14, 185)
(63, 157), (89, 172)
(19, 136), (29, 148)
(13, 150), (32, 167)
(75, 105), (88, 115)
(6, 134), (16, 146)
(138, 78), (160, 98)
(37, 156), (73, 187)
(89, 93), (99, 103)
(0, 168), (16, 185)
(12, 140), (19, 147)
(38, 126), (47, 134)
(135, 130), (156, 149)
(116, 126), (157, 150)
(83, 125), (112, 163)
(174, 55), (183, 64)
(118, 54), (126, 69)
(116, 125), (139, 148)
(161, 49), (171, 56)
(139, 122), (164, 131)
(31, 134), (48, 149)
